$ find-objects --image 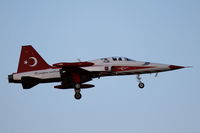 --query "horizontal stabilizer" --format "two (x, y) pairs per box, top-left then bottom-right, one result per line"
(21, 77), (40, 89)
